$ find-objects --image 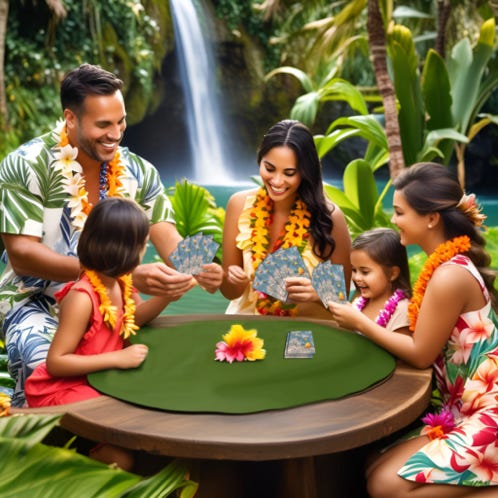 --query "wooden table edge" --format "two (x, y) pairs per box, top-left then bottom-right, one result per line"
(11, 315), (433, 461)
